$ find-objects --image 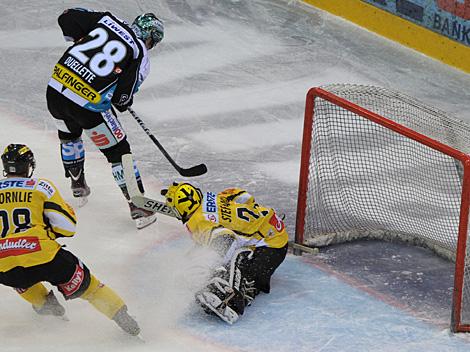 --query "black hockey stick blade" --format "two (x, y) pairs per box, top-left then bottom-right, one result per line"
(177, 163), (207, 177)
